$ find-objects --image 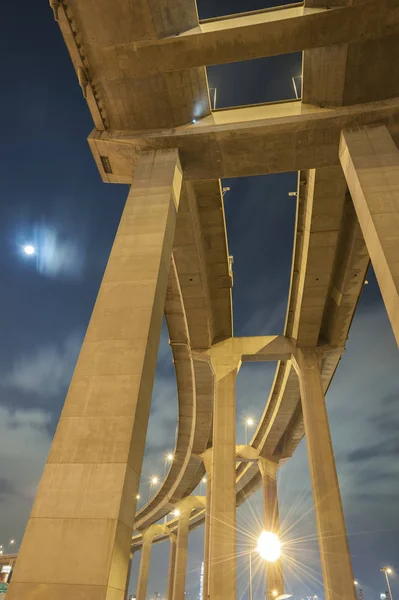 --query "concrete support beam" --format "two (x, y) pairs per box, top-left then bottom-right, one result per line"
(208, 336), (293, 366)
(7, 149), (183, 600)
(294, 350), (356, 600)
(114, 1), (397, 76)
(259, 459), (284, 600)
(202, 465), (212, 600)
(167, 536), (177, 600)
(172, 512), (191, 600)
(339, 125), (399, 346)
(136, 532), (154, 600)
(89, 97), (399, 182)
(124, 551), (134, 600)
(203, 354), (239, 600)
